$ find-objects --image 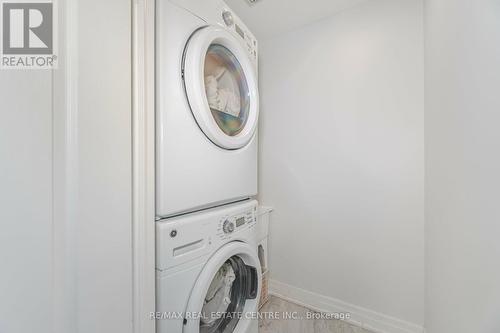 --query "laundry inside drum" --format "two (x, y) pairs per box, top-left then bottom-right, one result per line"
(204, 44), (251, 136)
(200, 256), (249, 333)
